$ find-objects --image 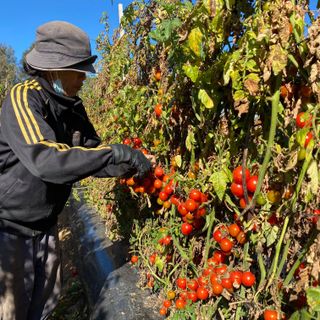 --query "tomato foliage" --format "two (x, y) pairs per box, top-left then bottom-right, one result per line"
(80, 0), (320, 319)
